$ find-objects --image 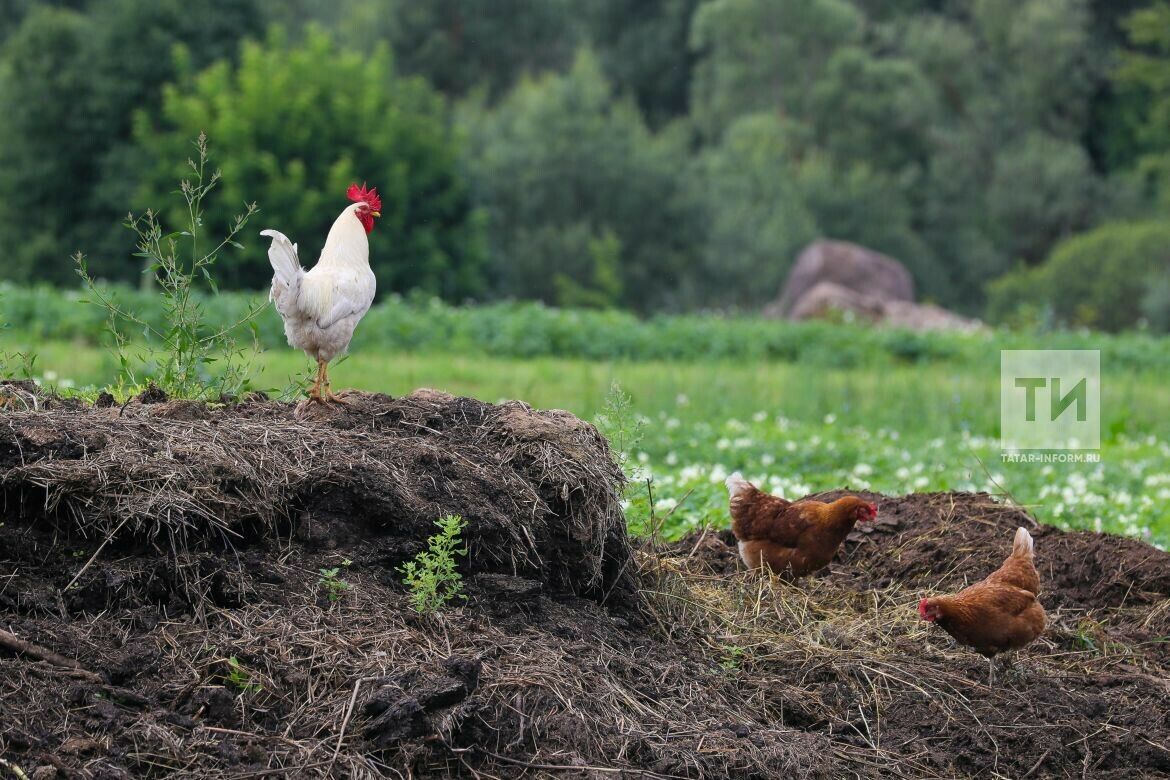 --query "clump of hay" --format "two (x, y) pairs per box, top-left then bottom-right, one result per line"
(0, 388), (632, 601)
